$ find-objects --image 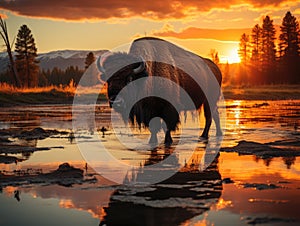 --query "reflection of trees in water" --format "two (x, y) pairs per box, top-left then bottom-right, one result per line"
(253, 155), (260, 163)
(282, 156), (296, 169)
(100, 146), (222, 226)
(263, 158), (272, 167)
(1, 106), (75, 130)
(4, 113), (41, 129)
(253, 155), (297, 168)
